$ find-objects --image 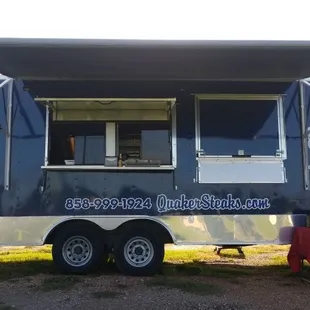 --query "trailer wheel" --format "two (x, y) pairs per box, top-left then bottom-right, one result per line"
(114, 230), (164, 276)
(52, 227), (103, 274)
